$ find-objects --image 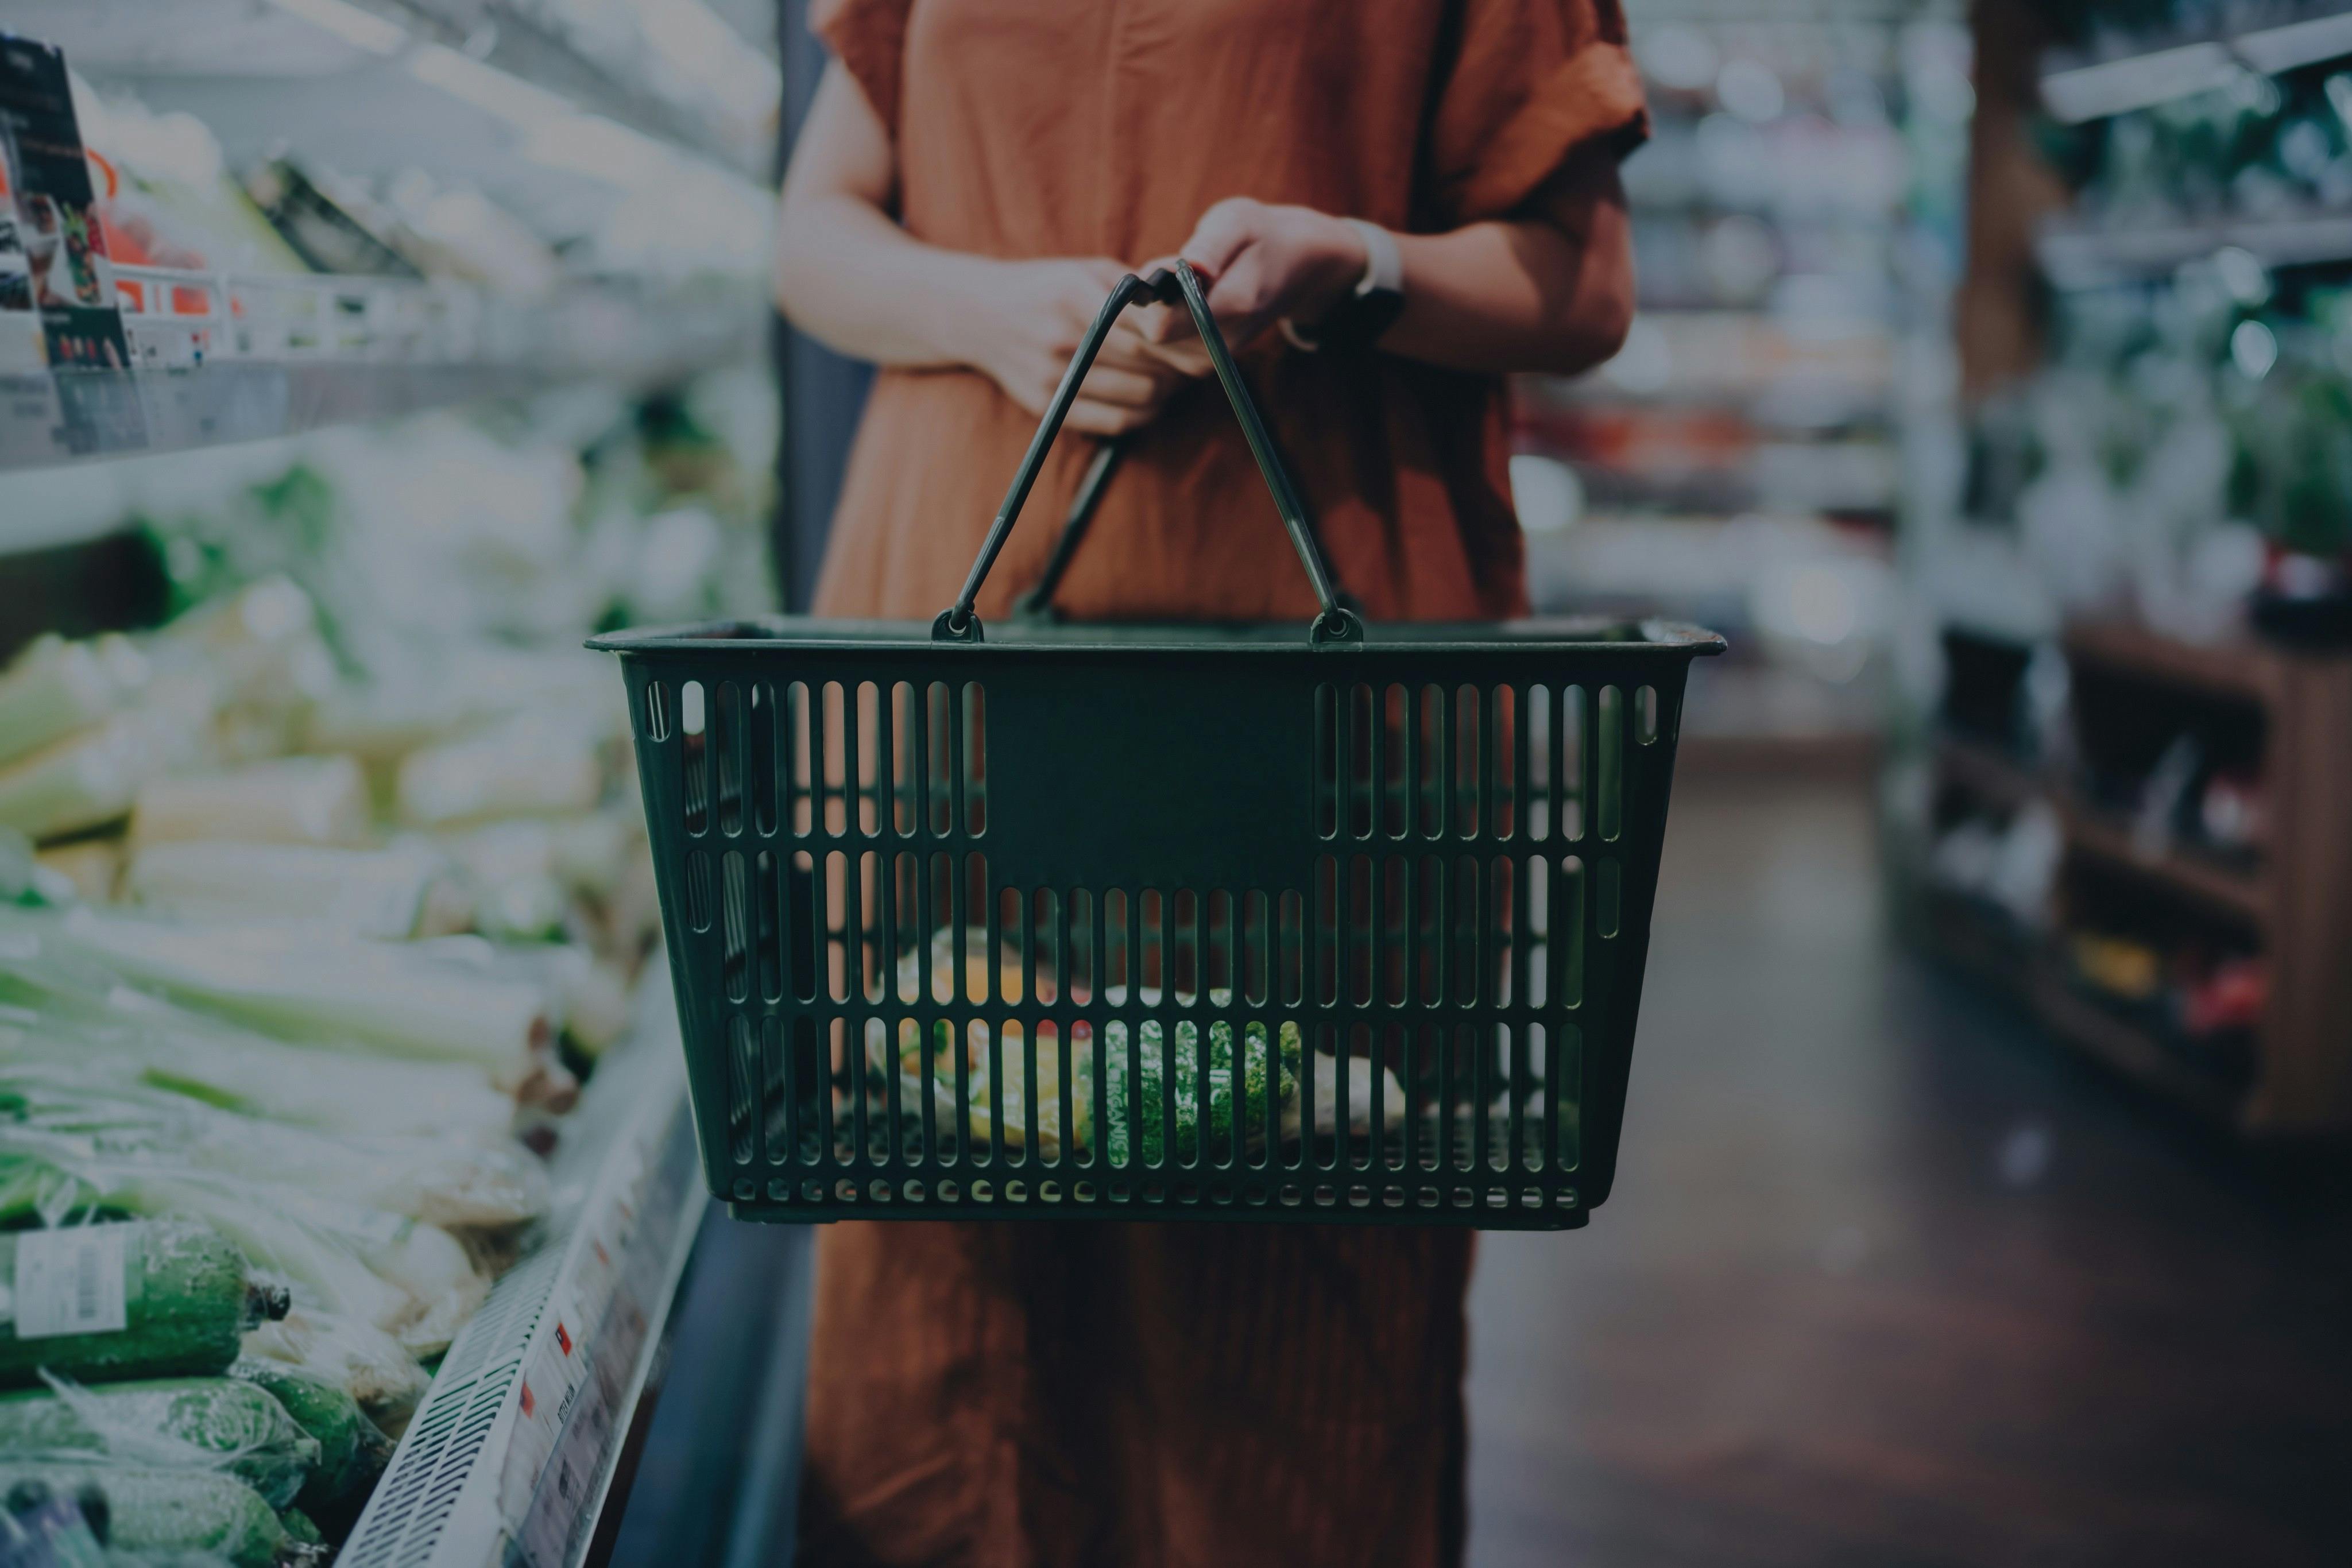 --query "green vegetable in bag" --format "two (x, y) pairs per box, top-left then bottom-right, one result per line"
(0, 1377), (319, 1511)
(0, 1465), (306, 1568)
(0, 1222), (284, 1389)
(227, 1358), (388, 1507)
